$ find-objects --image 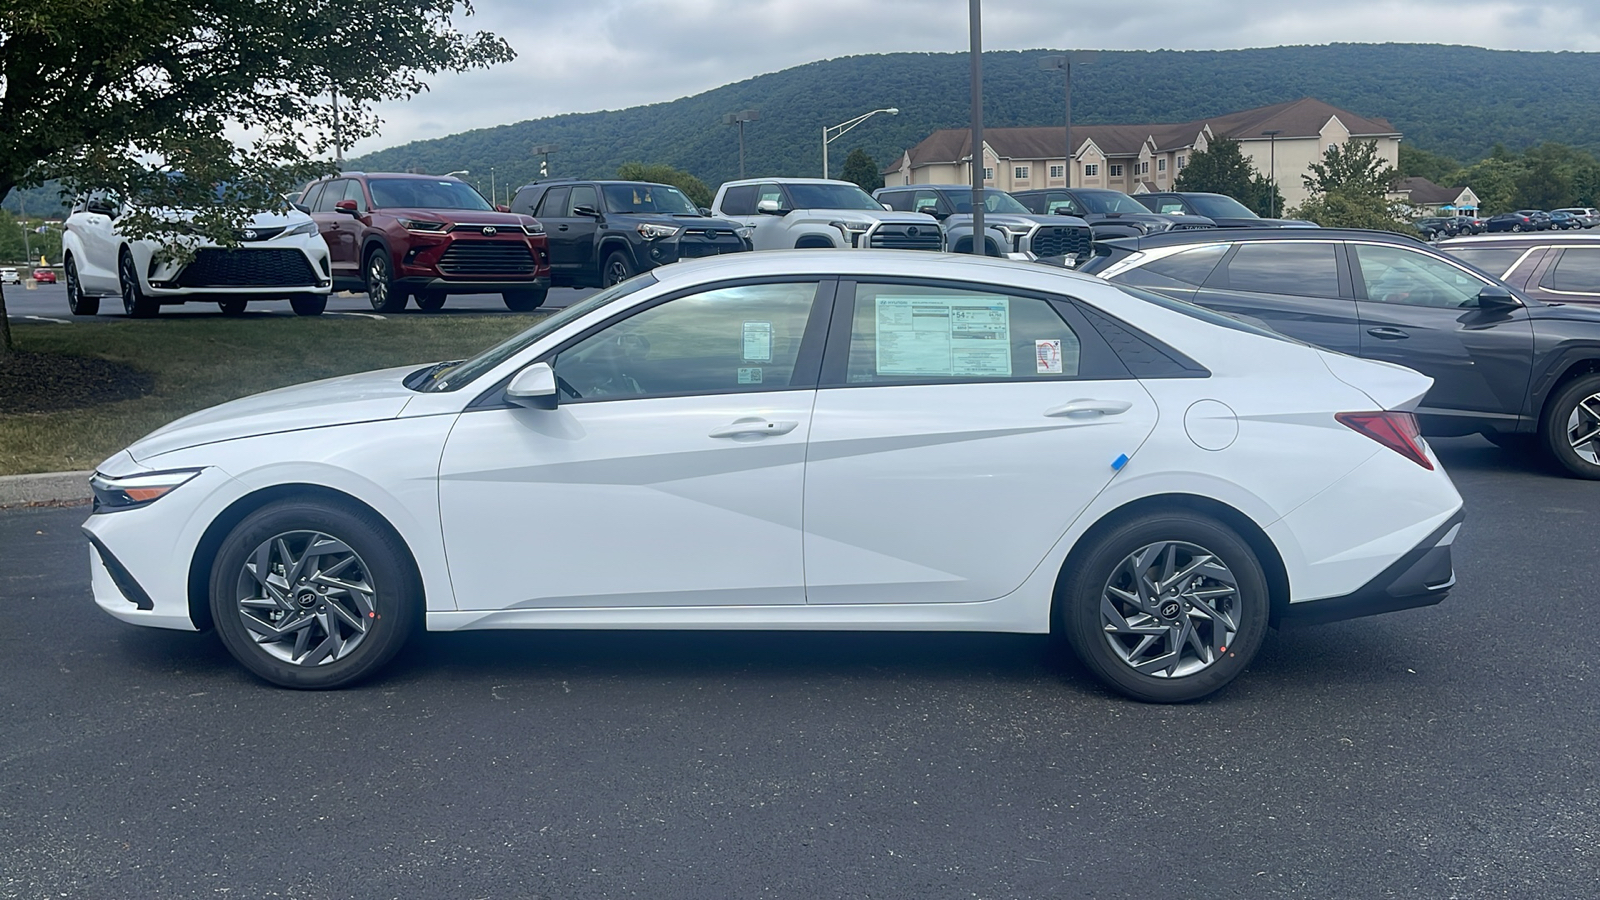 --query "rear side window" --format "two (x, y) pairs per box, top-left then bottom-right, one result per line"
(719, 185), (758, 216)
(1442, 246), (1528, 278)
(1542, 248), (1600, 294)
(1117, 244), (1228, 290)
(1219, 243), (1341, 298)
